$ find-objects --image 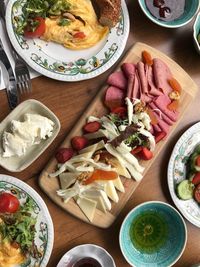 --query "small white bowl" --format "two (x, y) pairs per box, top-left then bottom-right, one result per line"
(193, 13), (200, 54)
(56, 244), (116, 267)
(0, 99), (60, 172)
